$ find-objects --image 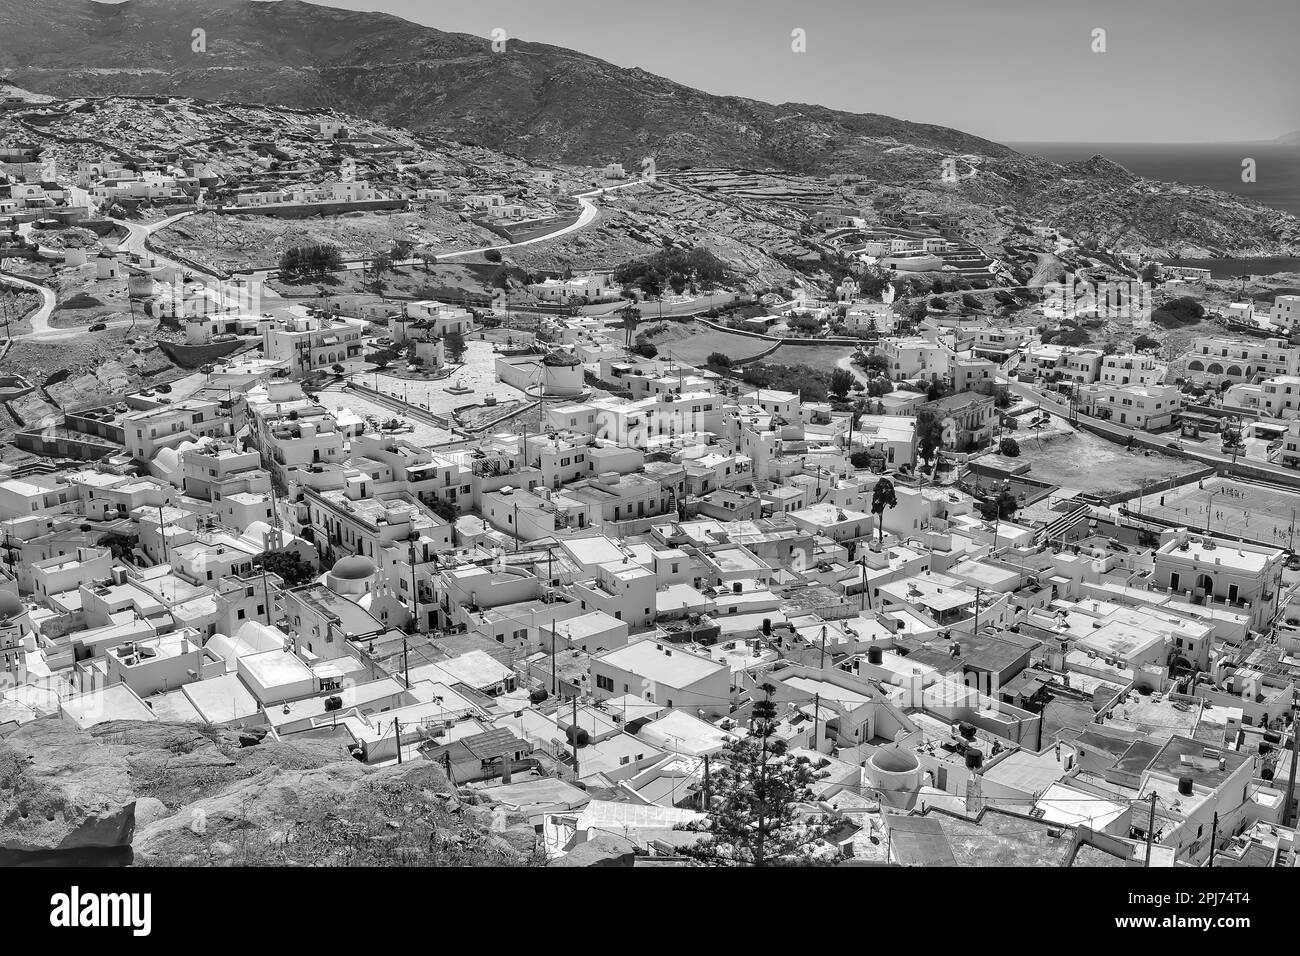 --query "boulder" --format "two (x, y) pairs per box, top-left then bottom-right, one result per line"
(0, 718), (136, 864)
